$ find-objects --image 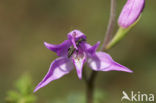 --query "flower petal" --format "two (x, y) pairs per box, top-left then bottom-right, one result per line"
(72, 51), (86, 79)
(87, 41), (100, 55)
(102, 61), (133, 73)
(118, 0), (145, 28)
(44, 40), (71, 57)
(34, 57), (73, 92)
(68, 30), (86, 49)
(88, 52), (133, 73)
